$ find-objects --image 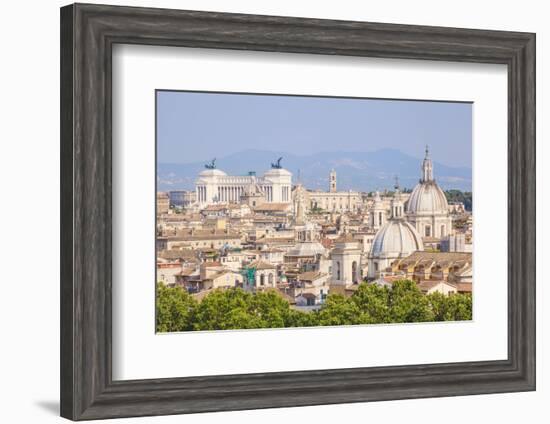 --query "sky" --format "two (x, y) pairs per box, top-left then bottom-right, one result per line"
(157, 90), (472, 168)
